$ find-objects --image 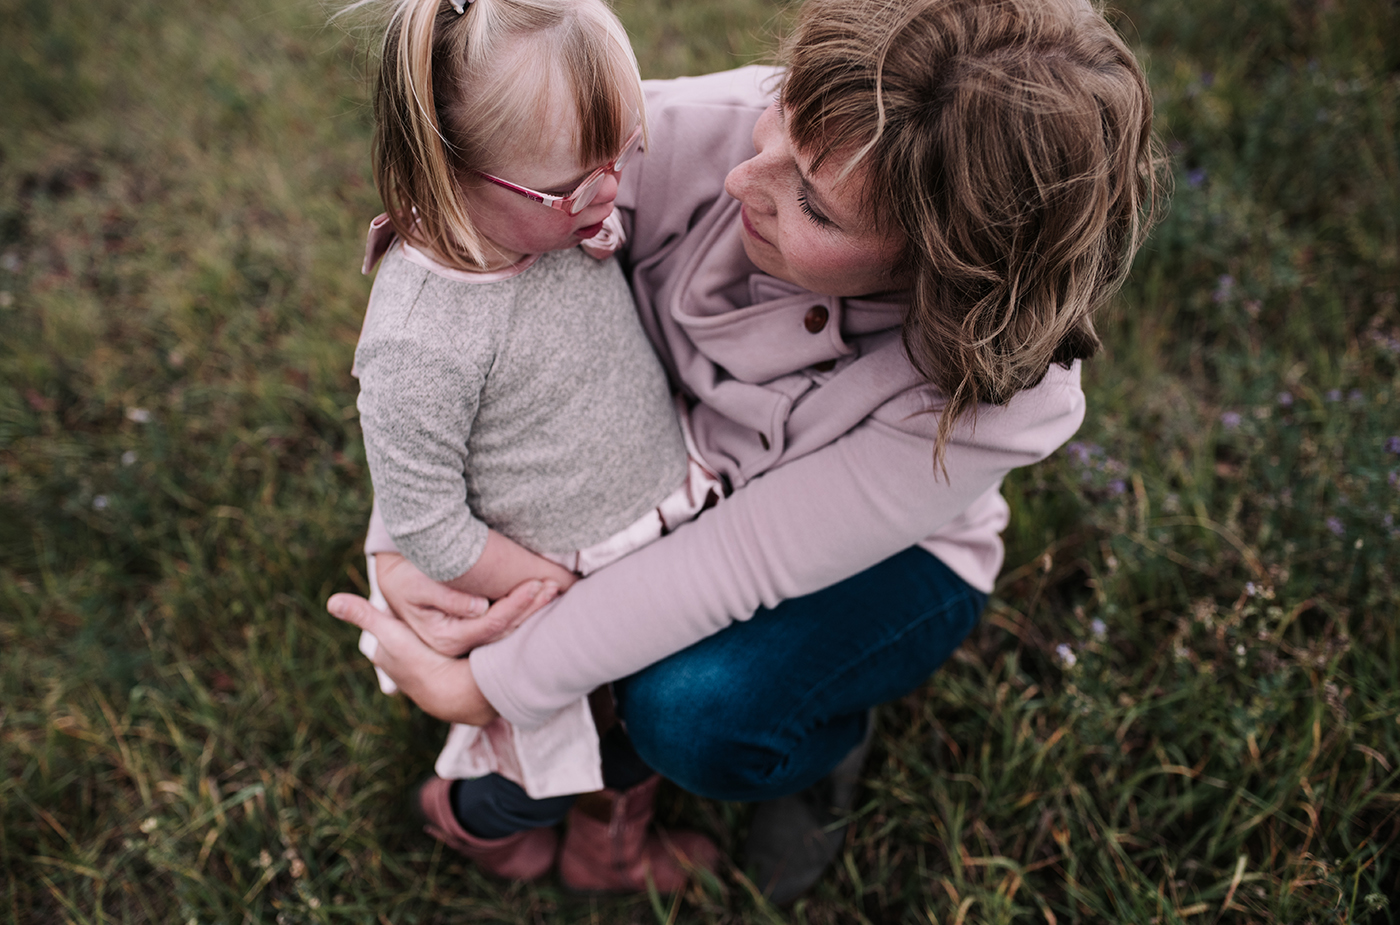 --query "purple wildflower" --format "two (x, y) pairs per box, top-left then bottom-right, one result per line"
(1277, 391), (1294, 408)
(1220, 411), (1242, 429)
(1108, 479), (1127, 496)
(1065, 441), (1103, 468)
(1326, 389), (1342, 402)
(1389, 470), (1399, 489)
(1386, 436), (1400, 454)
(1326, 516), (1345, 536)
(1349, 389), (1365, 403)
(1187, 168), (1207, 188)
(1212, 275), (1235, 303)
